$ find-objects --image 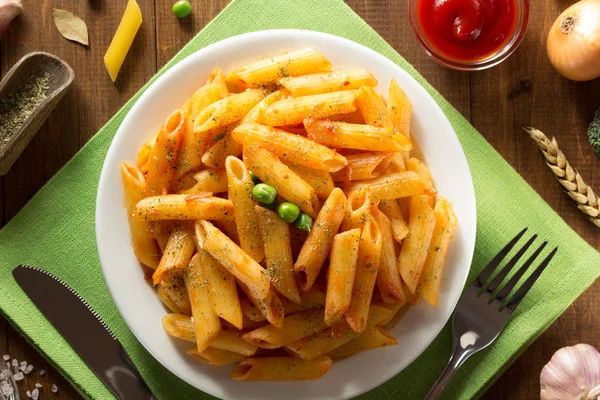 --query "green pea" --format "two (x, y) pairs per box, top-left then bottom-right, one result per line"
(172, 0), (191, 18)
(252, 183), (276, 204)
(294, 213), (313, 232)
(259, 201), (277, 210)
(277, 202), (301, 223)
(249, 170), (260, 184)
